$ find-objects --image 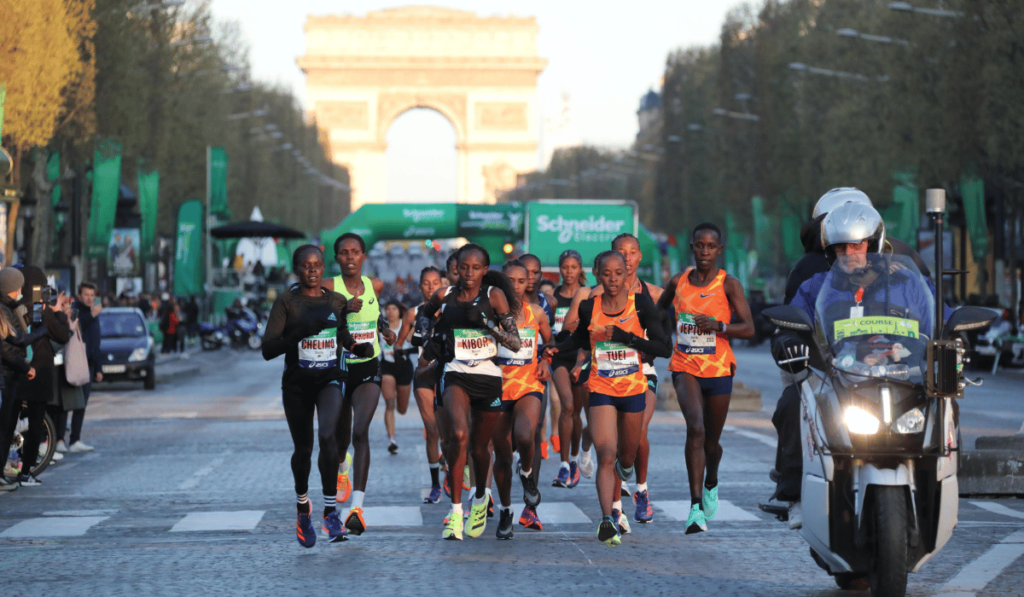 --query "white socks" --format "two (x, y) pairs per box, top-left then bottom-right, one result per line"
(559, 461), (570, 471)
(612, 500), (622, 512)
(637, 482), (648, 493)
(451, 502), (463, 515)
(351, 490), (365, 510)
